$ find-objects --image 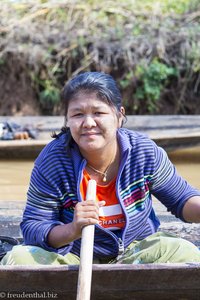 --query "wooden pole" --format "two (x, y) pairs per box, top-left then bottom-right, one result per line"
(76, 179), (97, 300)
